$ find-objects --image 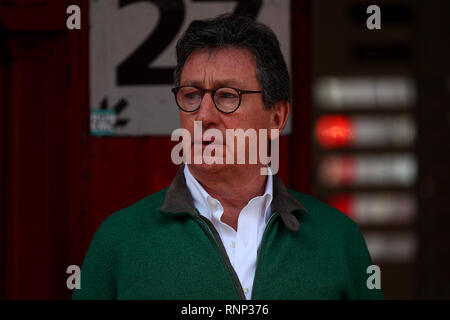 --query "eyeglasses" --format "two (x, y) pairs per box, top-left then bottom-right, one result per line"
(171, 86), (263, 114)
